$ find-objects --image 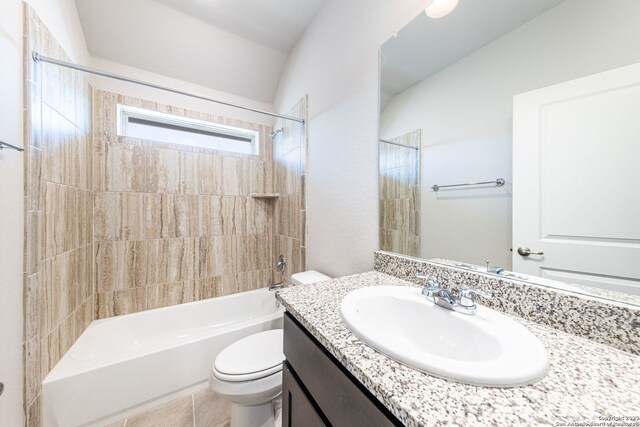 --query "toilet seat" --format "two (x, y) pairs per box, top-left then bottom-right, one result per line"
(213, 329), (284, 382)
